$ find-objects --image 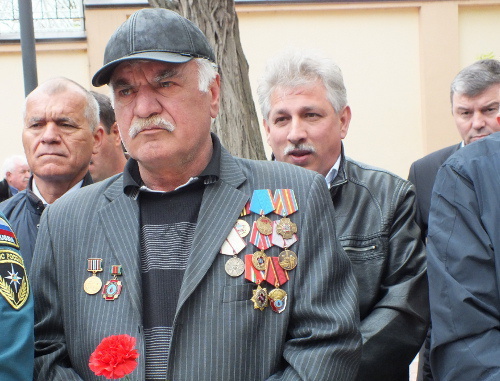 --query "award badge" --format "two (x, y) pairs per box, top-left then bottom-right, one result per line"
(220, 227), (246, 277)
(273, 189), (299, 271)
(278, 249), (298, 271)
(249, 221), (273, 271)
(271, 220), (298, 248)
(245, 254), (268, 310)
(265, 257), (289, 314)
(250, 189), (275, 236)
(271, 221), (298, 271)
(84, 258), (103, 295)
(273, 189), (298, 238)
(102, 265), (123, 301)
